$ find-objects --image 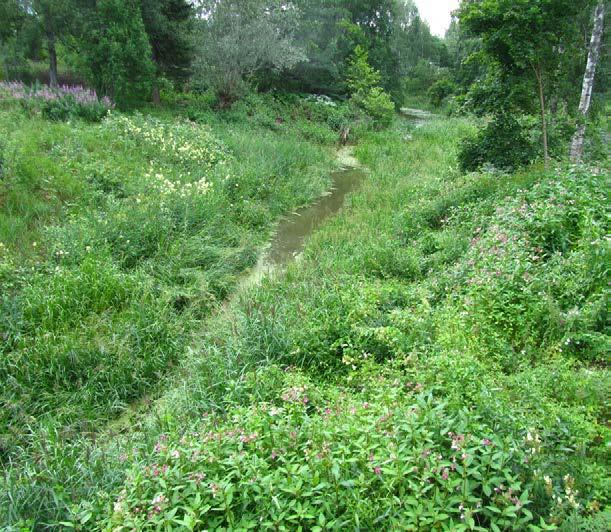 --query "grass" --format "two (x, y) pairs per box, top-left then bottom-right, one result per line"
(0, 93), (341, 519)
(0, 96), (608, 529)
